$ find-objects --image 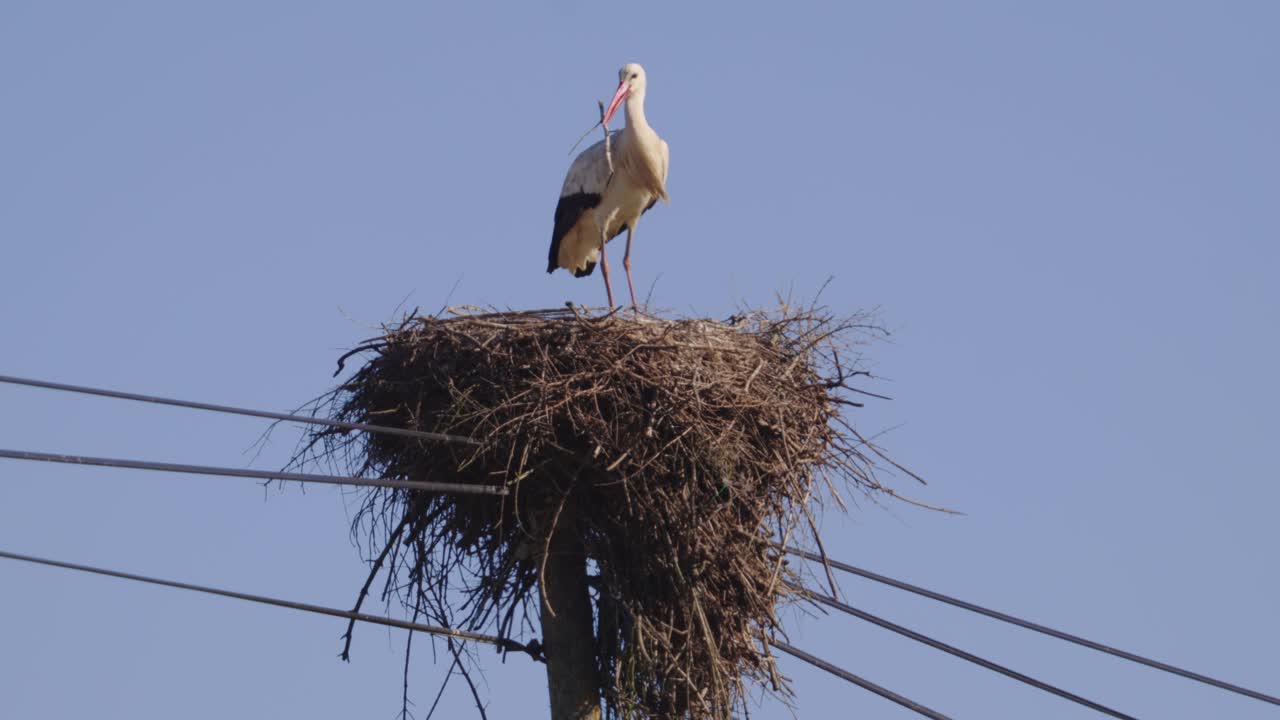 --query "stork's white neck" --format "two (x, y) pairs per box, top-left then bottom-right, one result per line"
(624, 89), (649, 131)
